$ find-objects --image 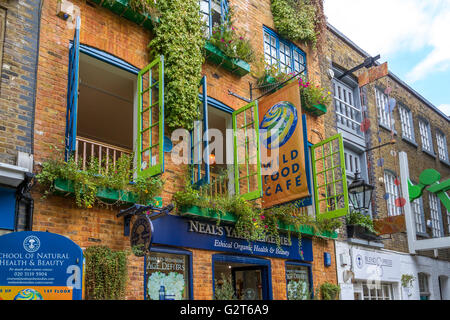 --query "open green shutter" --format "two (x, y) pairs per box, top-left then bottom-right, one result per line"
(311, 134), (349, 219)
(232, 101), (262, 201)
(137, 55), (164, 177)
(191, 76), (210, 187)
